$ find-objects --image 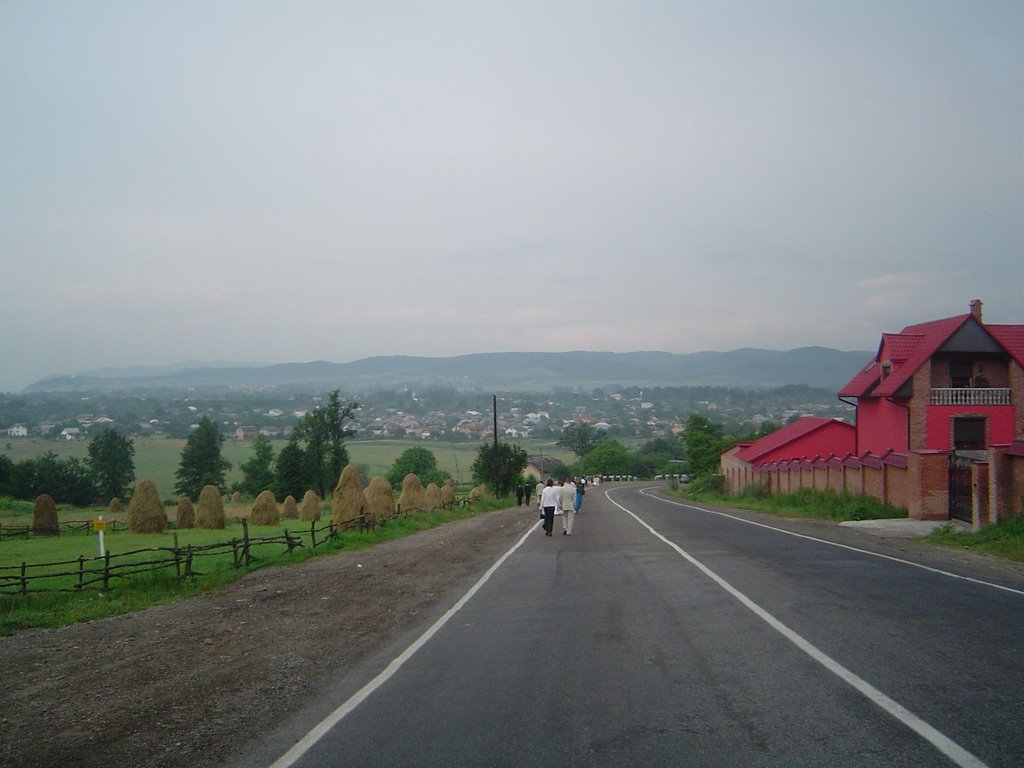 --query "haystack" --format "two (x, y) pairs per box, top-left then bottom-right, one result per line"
(281, 494), (298, 519)
(423, 482), (442, 509)
(231, 491), (241, 504)
(300, 490), (321, 522)
(127, 480), (167, 534)
(31, 494), (59, 536)
(175, 497), (195, 529)
(195, 485), (227, 529)
(440, 480), (456, 508)
(398, 473), (425, 512)
(251, 490), (280, 526)
(108, 497), (122, 514)
(468, 484), (488, 502)
(332, 464), (366, 527)
(365, 476), (395, 523)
